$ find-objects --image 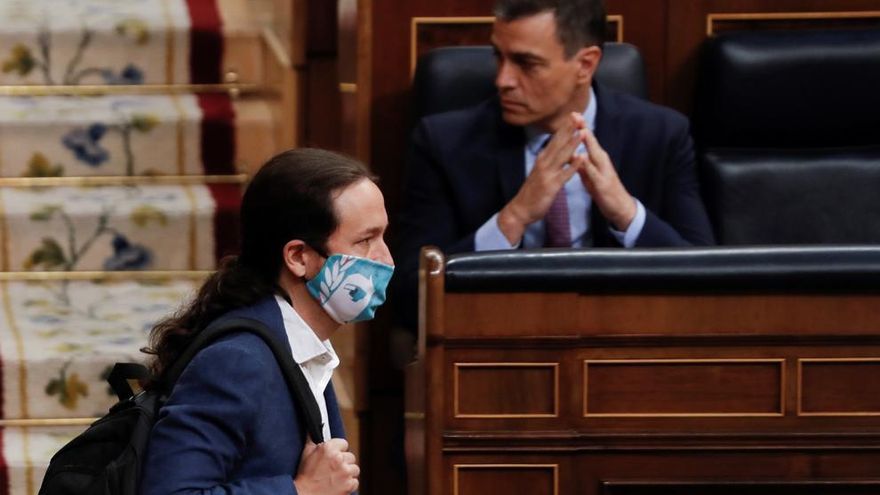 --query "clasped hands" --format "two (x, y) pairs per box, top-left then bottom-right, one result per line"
(498, 111), (637, 246)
